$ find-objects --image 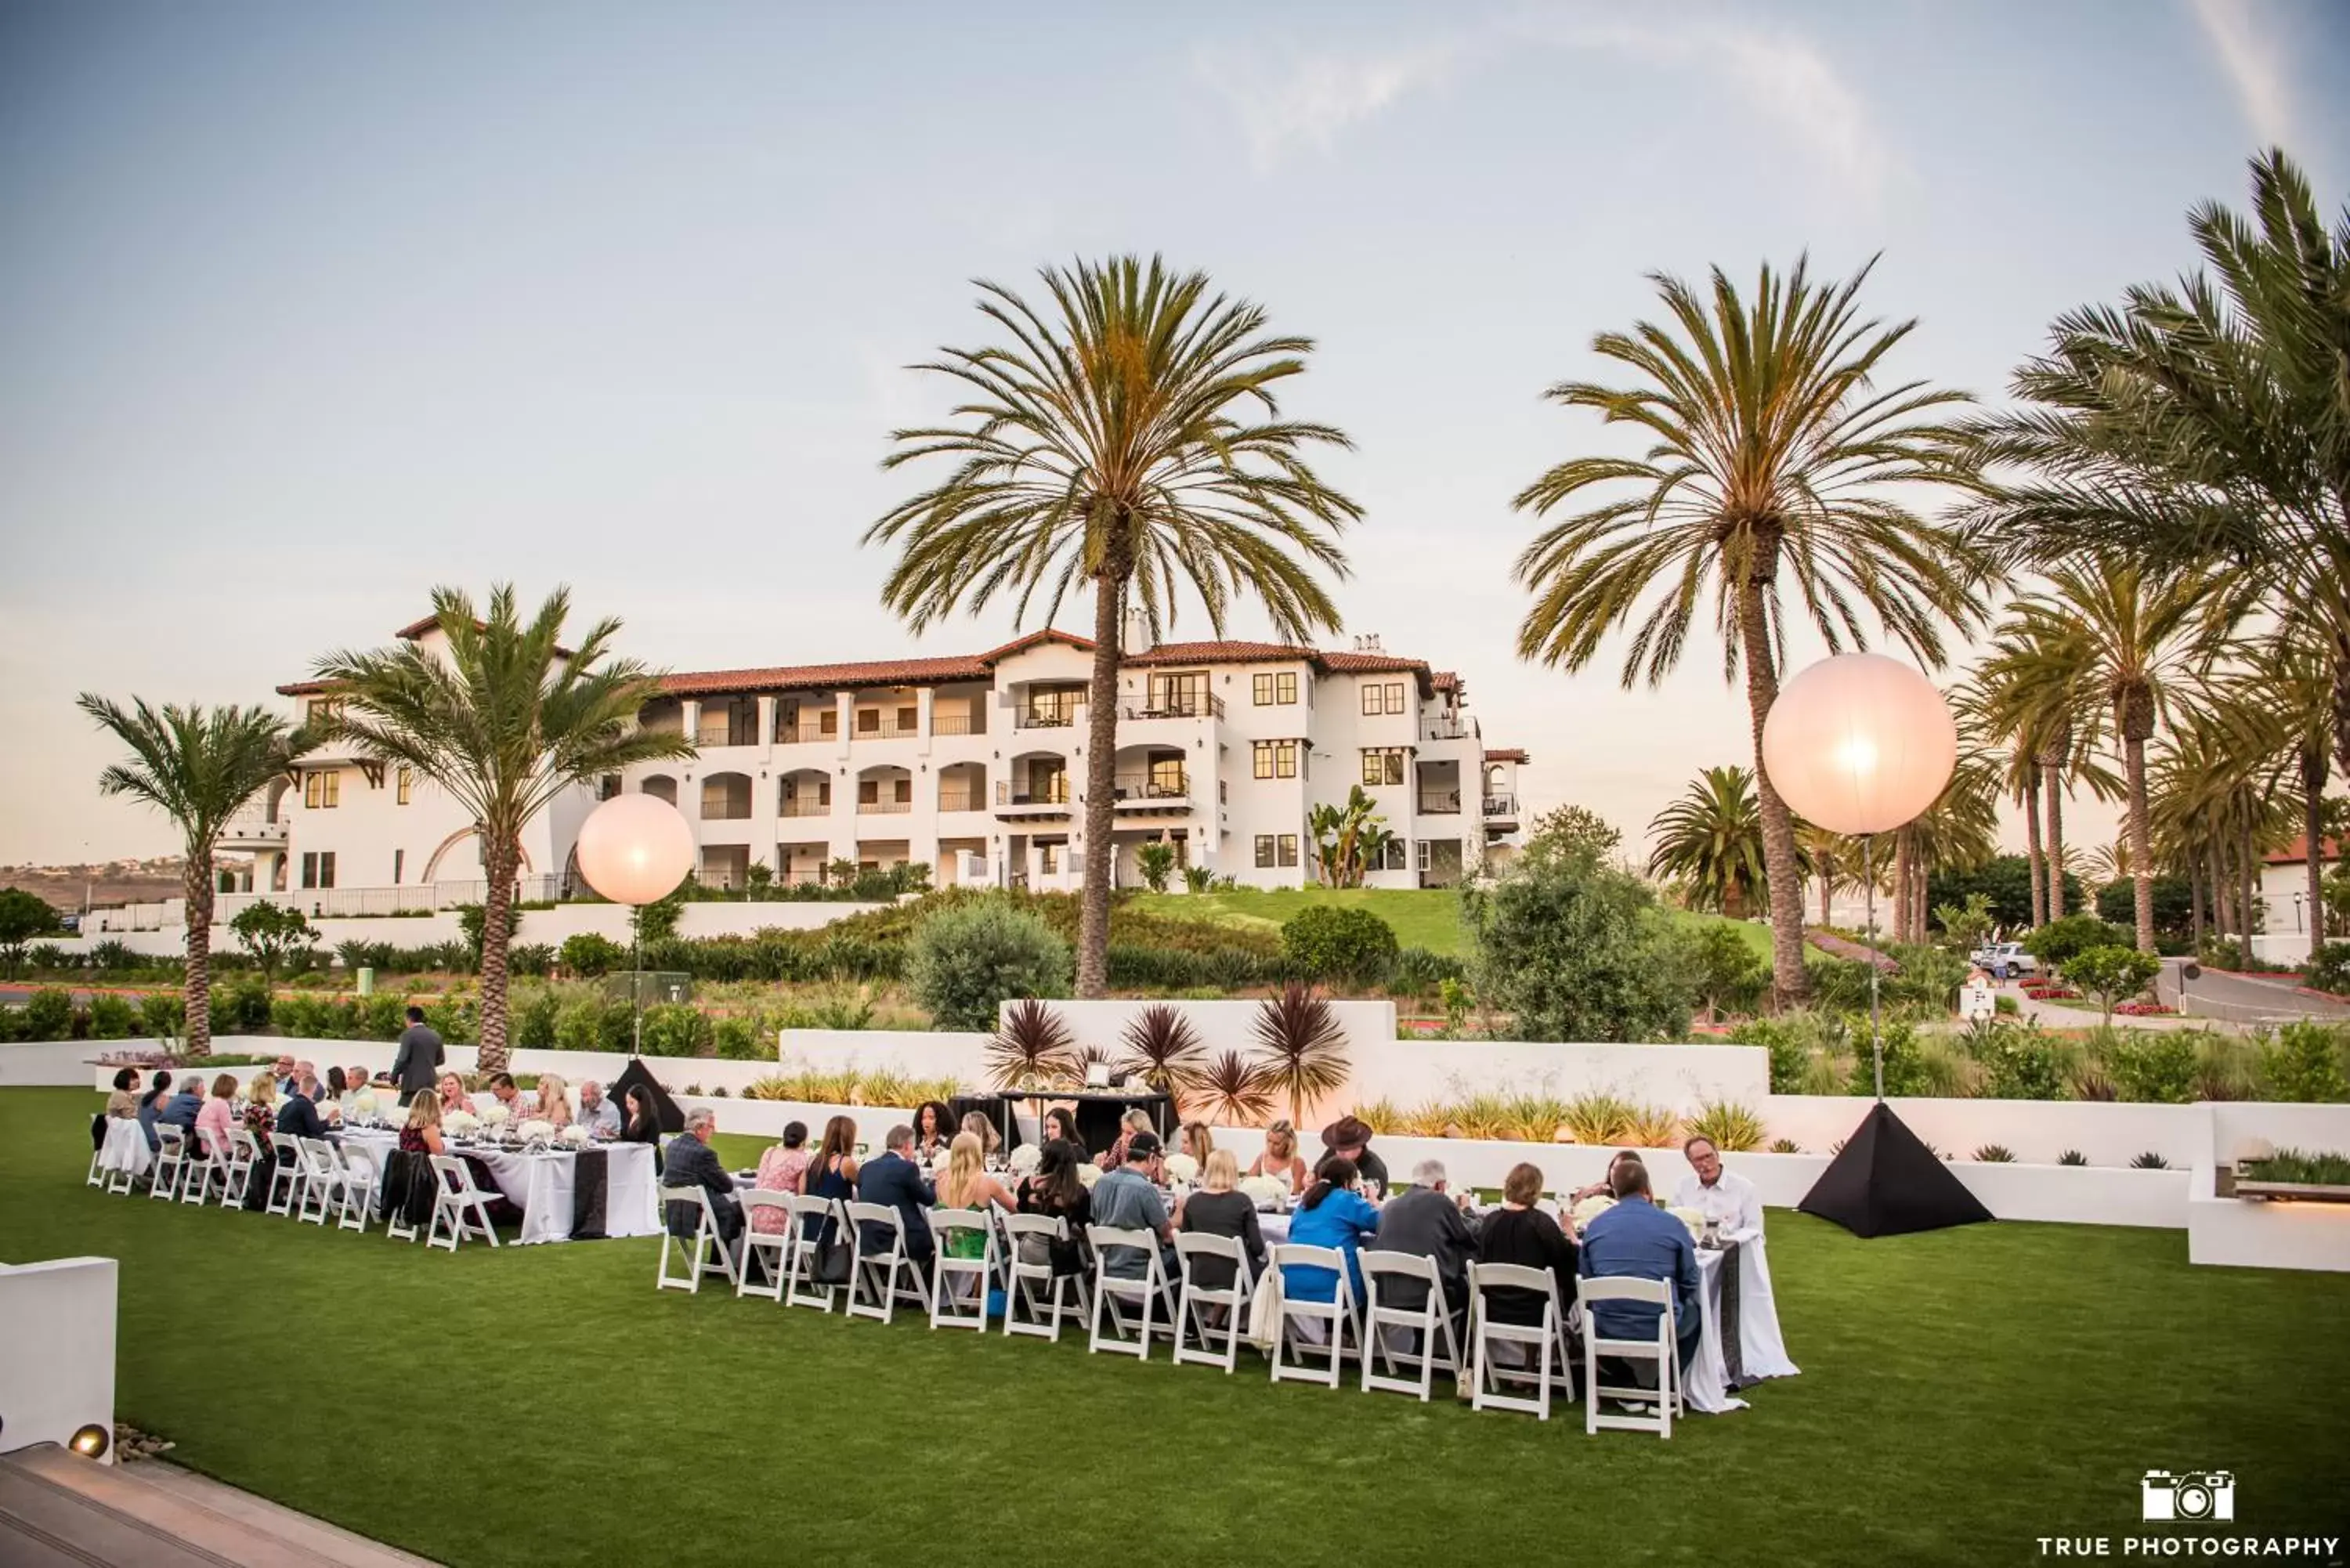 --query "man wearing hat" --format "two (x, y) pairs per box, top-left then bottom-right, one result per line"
(1321, 1115), (1390, 1192)
(1090, 1129), (1175, 1281)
